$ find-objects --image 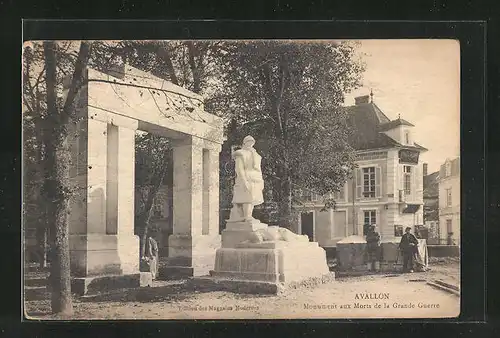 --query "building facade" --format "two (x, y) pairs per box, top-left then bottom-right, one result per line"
(292, 95), (427, 248)
(423, 166), (440, 244)
(438, 157), (460, 245)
